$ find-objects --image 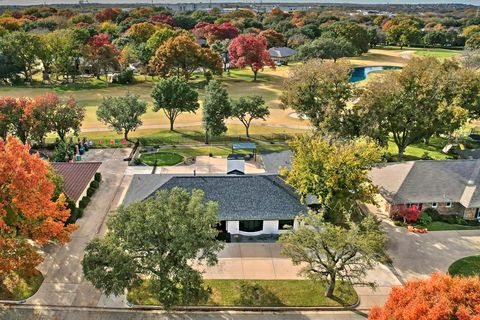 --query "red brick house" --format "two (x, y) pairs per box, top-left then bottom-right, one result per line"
(369, 160), (480, 221)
